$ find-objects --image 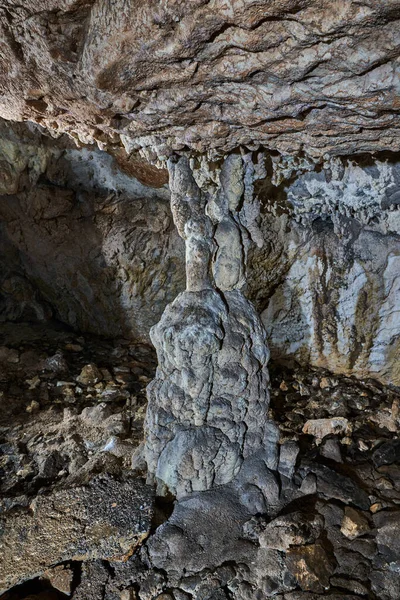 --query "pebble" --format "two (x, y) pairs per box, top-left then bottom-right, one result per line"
(302, 417), (351, 442)
(44, 565), (74, 595)
(341, 507), (370, 539)
(26, 400), (40, 413)
(76, 363), (103, 386)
